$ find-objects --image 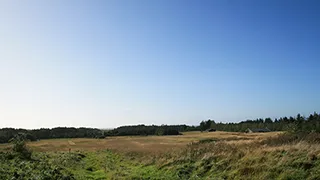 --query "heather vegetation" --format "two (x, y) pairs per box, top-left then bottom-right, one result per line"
(1, 130), (320, 179)
(1, 112), (320, 179)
